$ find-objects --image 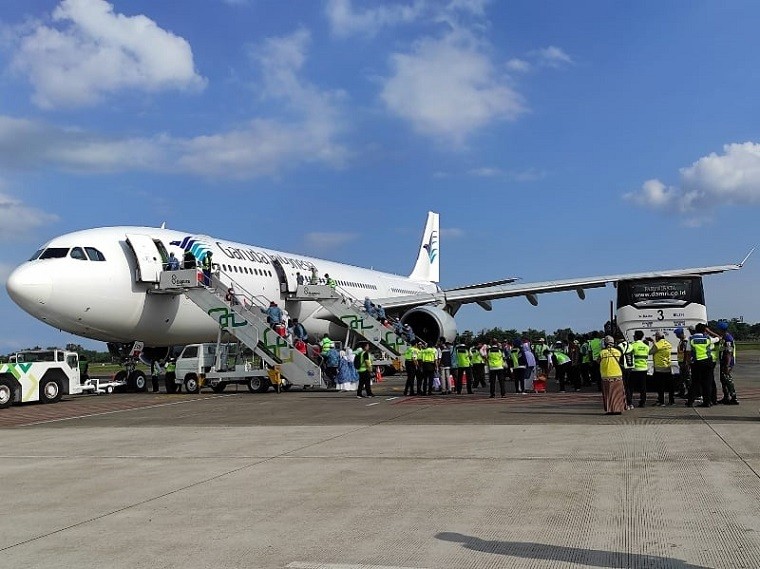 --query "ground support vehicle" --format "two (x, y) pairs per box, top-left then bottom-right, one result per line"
(0, 349), (124, 409)
(170, 342), (276, 394)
